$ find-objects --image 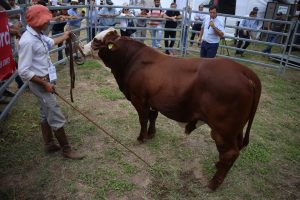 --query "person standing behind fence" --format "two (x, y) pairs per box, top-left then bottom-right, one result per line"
(52, 8), (69, 63)
(88, 0), (100, 39)
(163, 2), (181, 55)
(135, 9), (148, 43)
(119, 3), (134, 37)
(235, 11), (258, 57)
(262, 12), (284, 54)
(148, 0), (164, 48)
(198, 5), (224, 58)
(66, 0), (84, 37)
(190, 3), (206, 47)
(18, 5), (84, 159)
(98, 0), (119, 31)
